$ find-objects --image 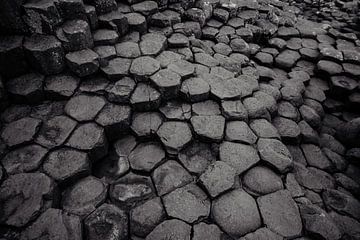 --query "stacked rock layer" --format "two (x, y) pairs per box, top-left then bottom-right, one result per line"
(0, 0), (360, 239)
